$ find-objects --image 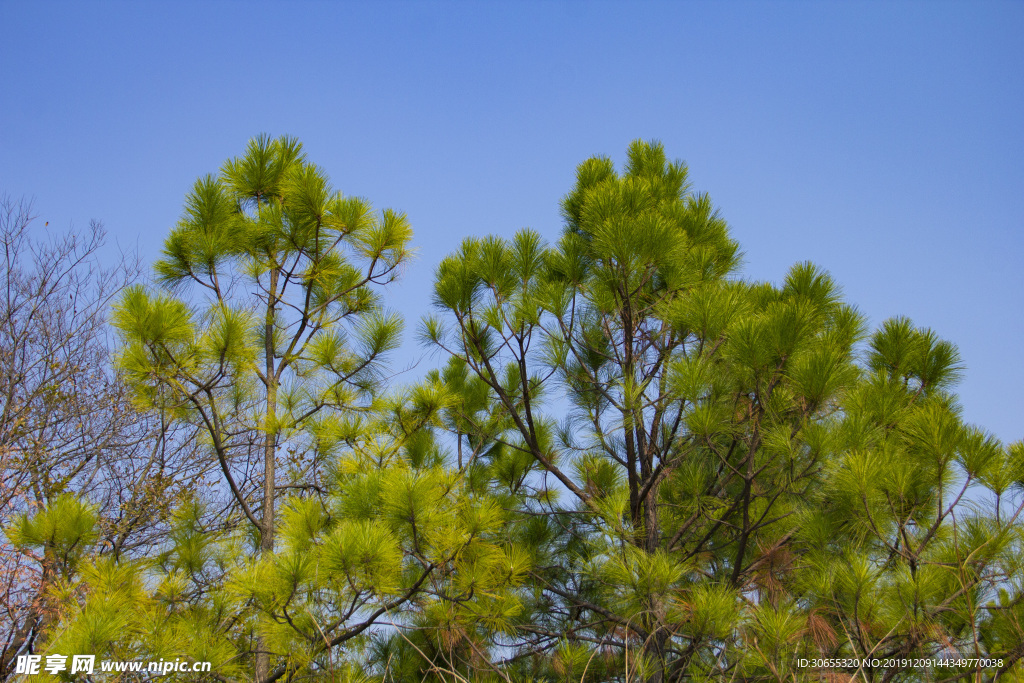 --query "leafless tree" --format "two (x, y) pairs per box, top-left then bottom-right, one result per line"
(0, 195), (214, 678)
